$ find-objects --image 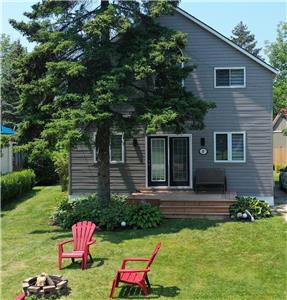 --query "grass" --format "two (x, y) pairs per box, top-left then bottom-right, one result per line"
(2, 186), (287, 300)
